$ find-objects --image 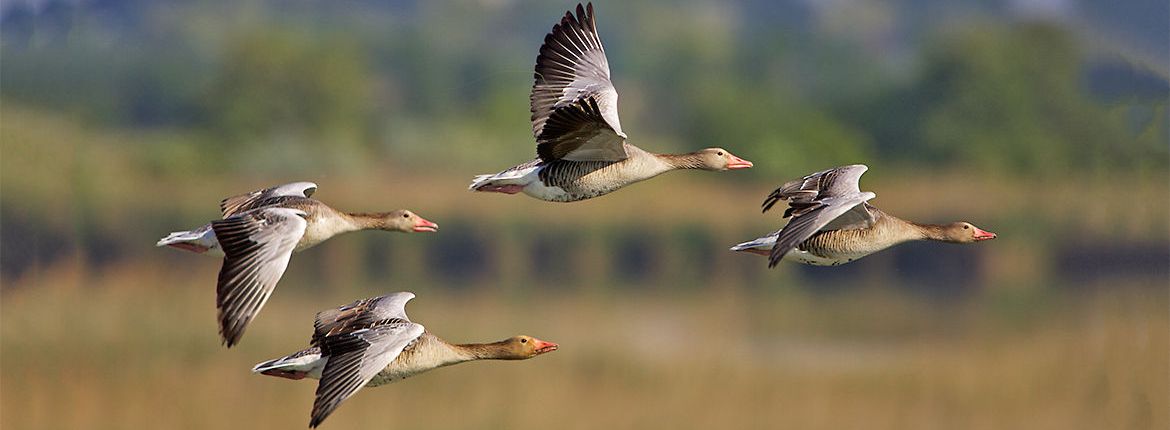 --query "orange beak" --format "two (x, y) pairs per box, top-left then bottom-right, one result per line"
(972, 227), (996, 241)
(413, 217), (439, 233)
(532, 339), (559, 355)
(726, 154), (753, 170)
